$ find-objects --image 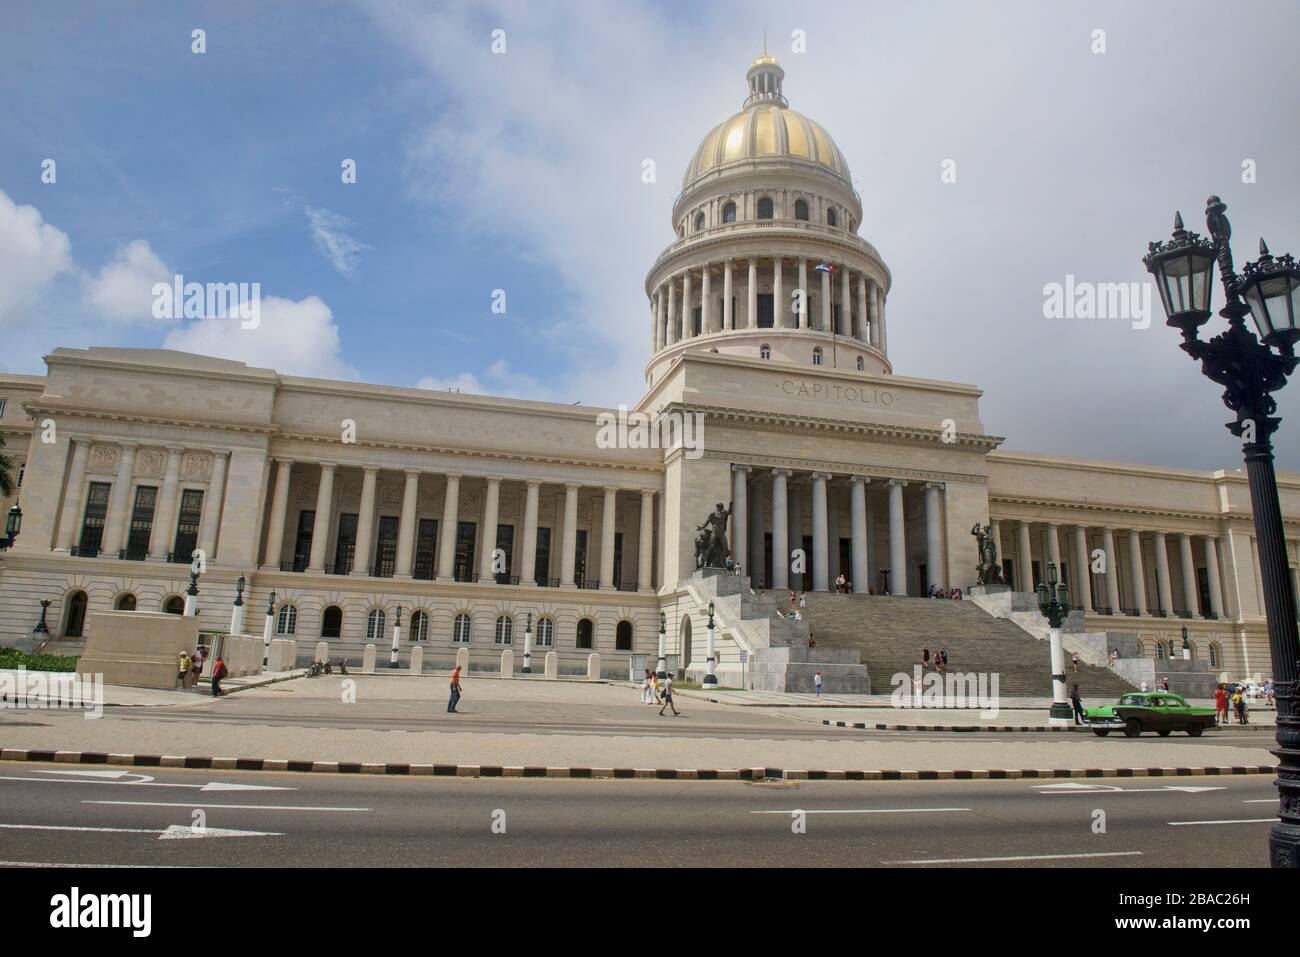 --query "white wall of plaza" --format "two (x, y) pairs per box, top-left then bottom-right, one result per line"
(1, 53), (1298, 680)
